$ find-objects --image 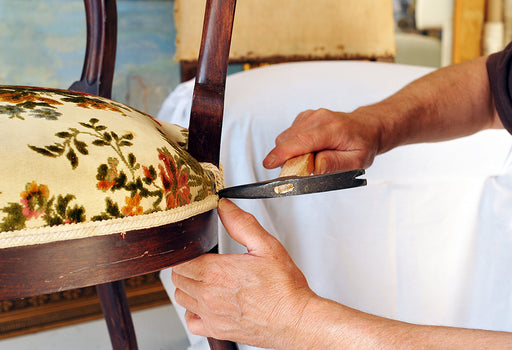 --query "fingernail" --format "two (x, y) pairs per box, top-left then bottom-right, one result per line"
(263, 154), (276, 168)
(218, 198), (234, 212)
(319, 158), (328, 174)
